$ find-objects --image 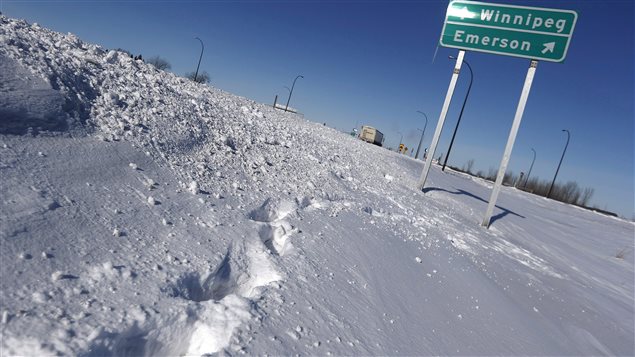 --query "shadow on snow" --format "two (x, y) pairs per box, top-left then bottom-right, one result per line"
(423, 187), (525, 225)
